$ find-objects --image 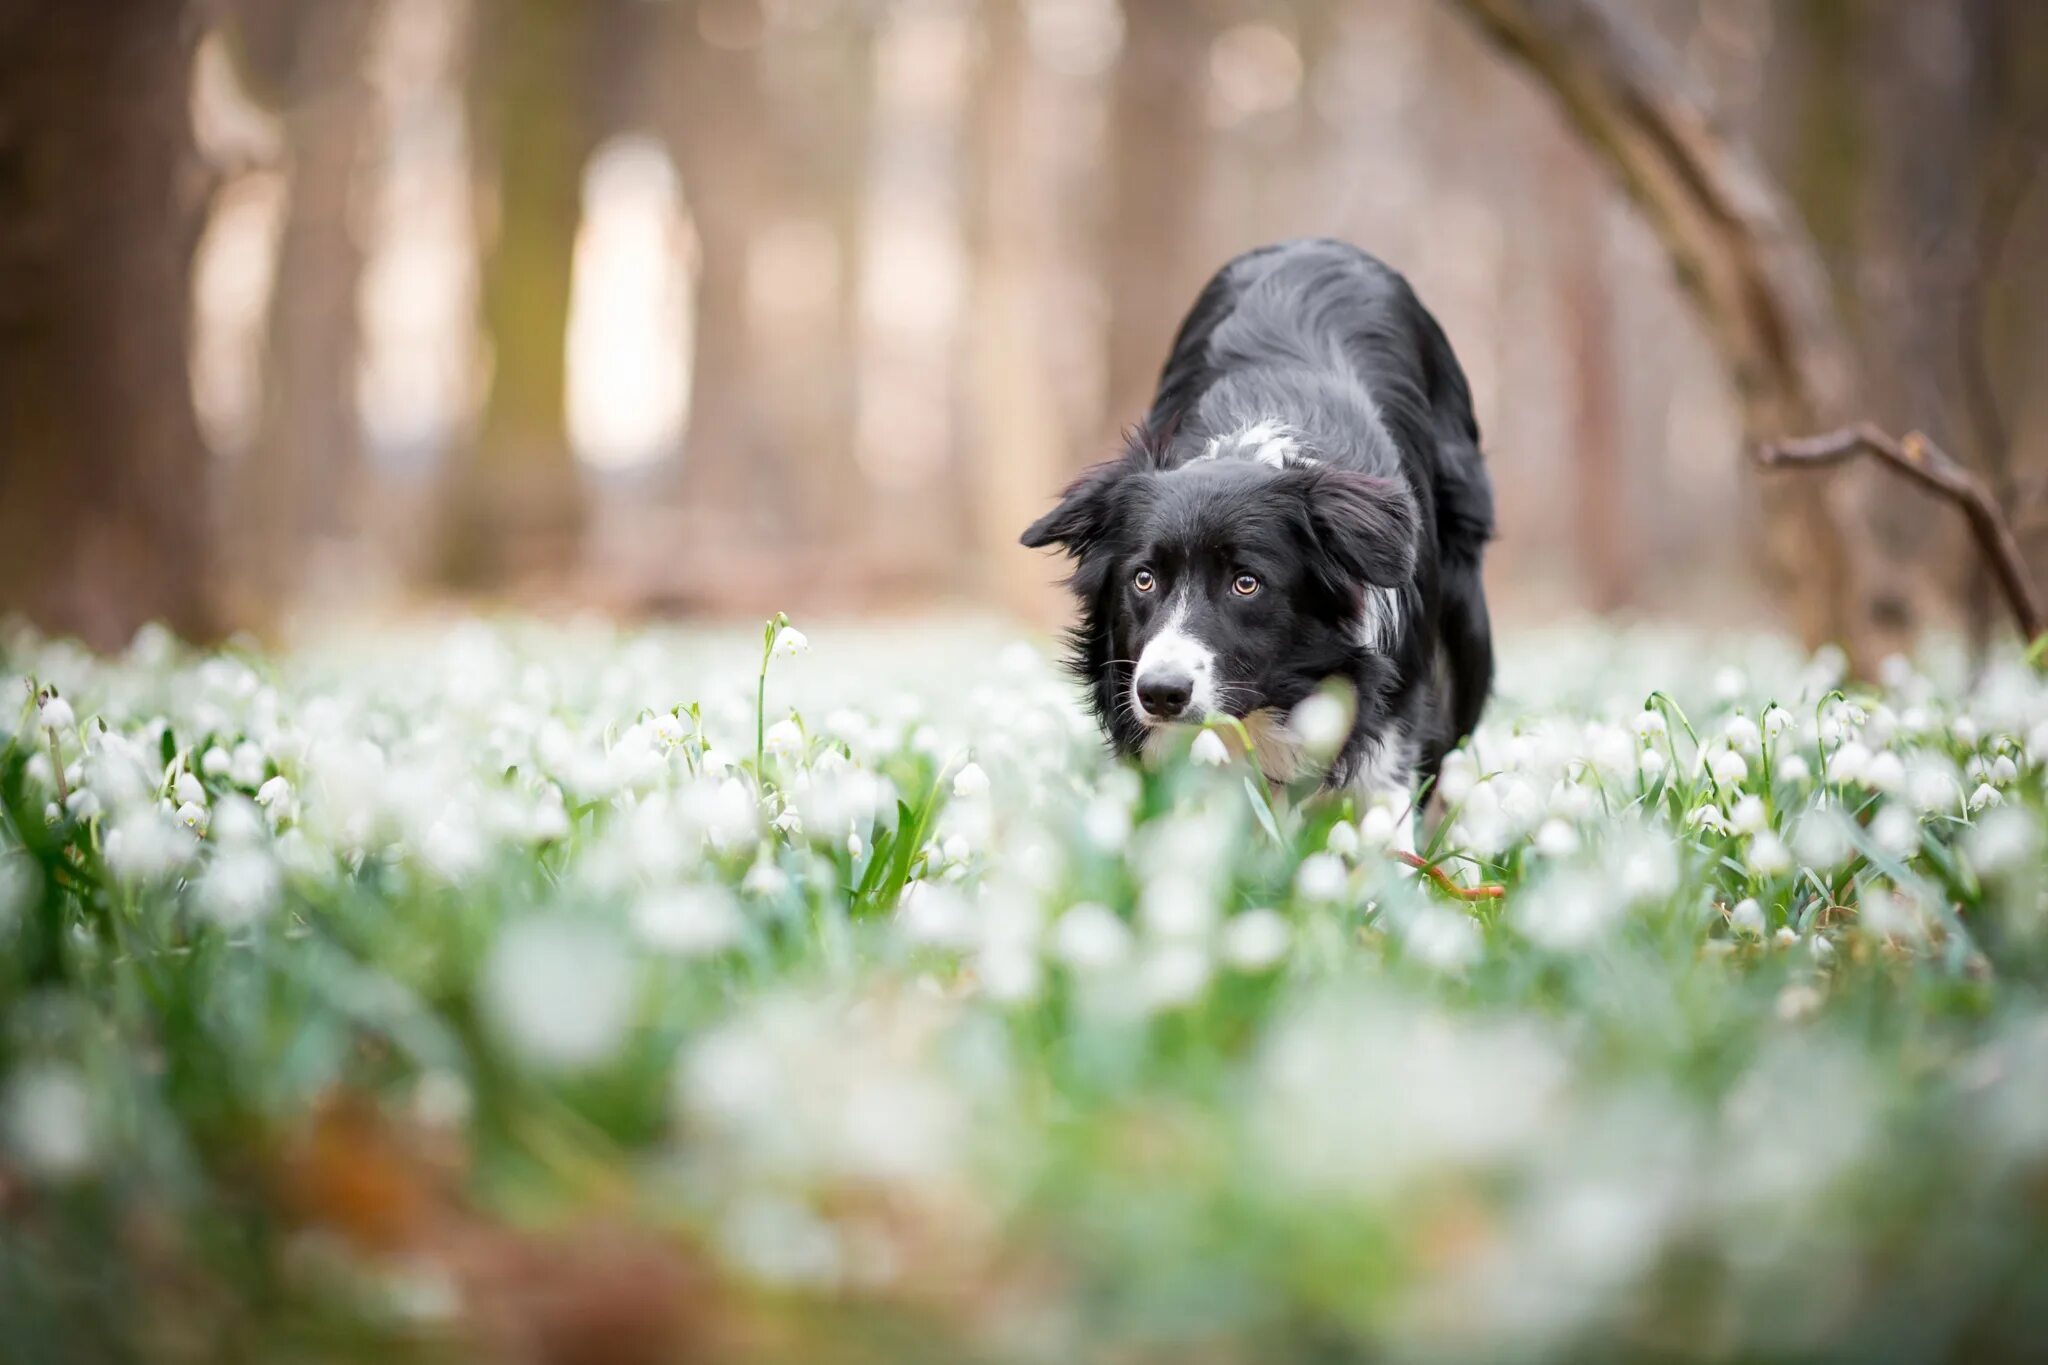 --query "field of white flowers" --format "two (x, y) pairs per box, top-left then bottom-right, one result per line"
(4, 615), (2048, 1362)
